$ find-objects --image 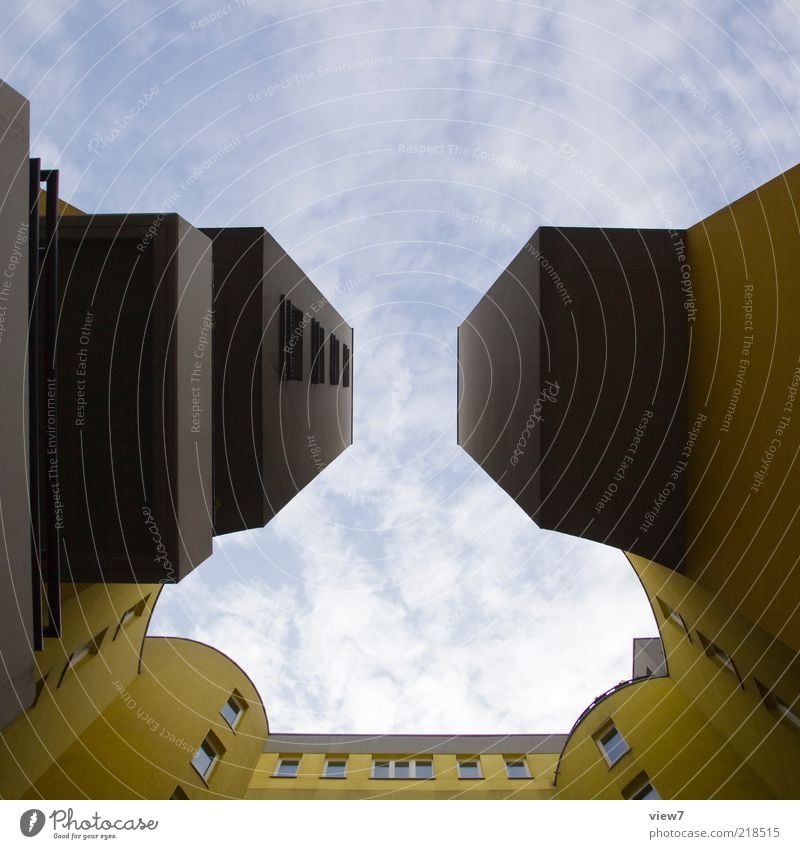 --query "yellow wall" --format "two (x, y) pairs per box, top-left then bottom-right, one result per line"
(686, 164), (800, 651)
